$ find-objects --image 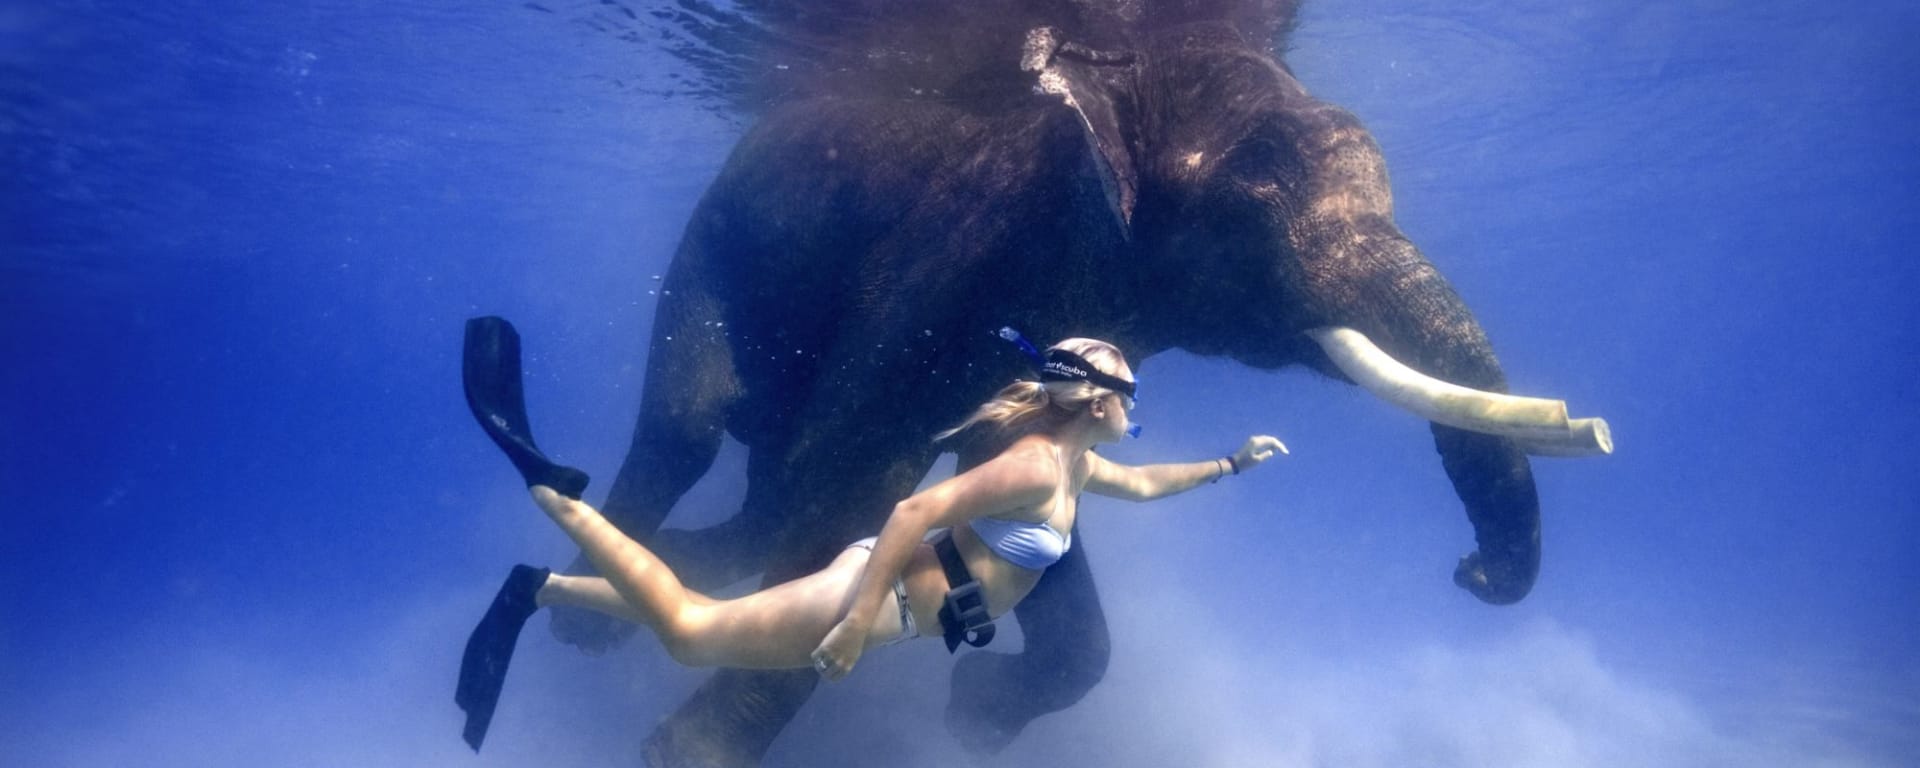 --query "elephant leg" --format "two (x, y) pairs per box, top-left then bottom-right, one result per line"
(945, 528), (1110, 755)
(601, 255), (741, 536)
(642, 447), (793, 592)
(643, 667), (819, 768)
(550, 253), (742, 652)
